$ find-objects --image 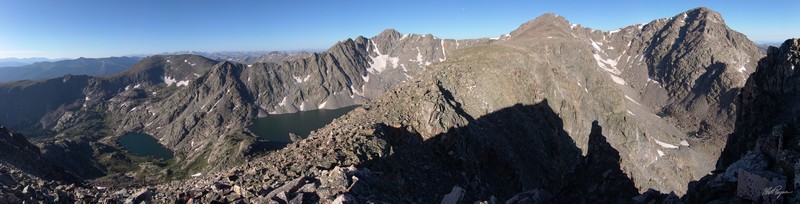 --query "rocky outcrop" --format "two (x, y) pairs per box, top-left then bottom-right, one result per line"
(684, 39), (800, 203)
(0, 125), (79, 184)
